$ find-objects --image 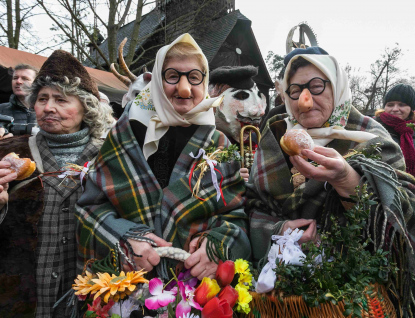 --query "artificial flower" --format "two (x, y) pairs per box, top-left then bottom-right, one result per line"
(89, 270), (148, 303)
(194, 277), (220, 307)
(180, 313), (200, 318)
(234, 259), (249, 274)
(218, 285), (239, 308)
(238, 271), (253, 288)
(175, 281), (203, 318)
(215, 260), (235, 287)
(165, 269), (198, 290)
(72, 270), (96, 298)
(86, 297), (115, 318)
(235, 284), (252, 314)
(145, 278), (176, 310)
(201, 297), (233, 318)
